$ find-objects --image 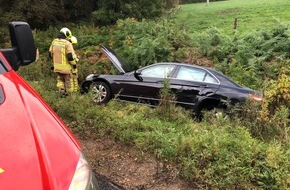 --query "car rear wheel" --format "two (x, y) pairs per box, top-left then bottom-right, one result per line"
(90, 81), (111, 104)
